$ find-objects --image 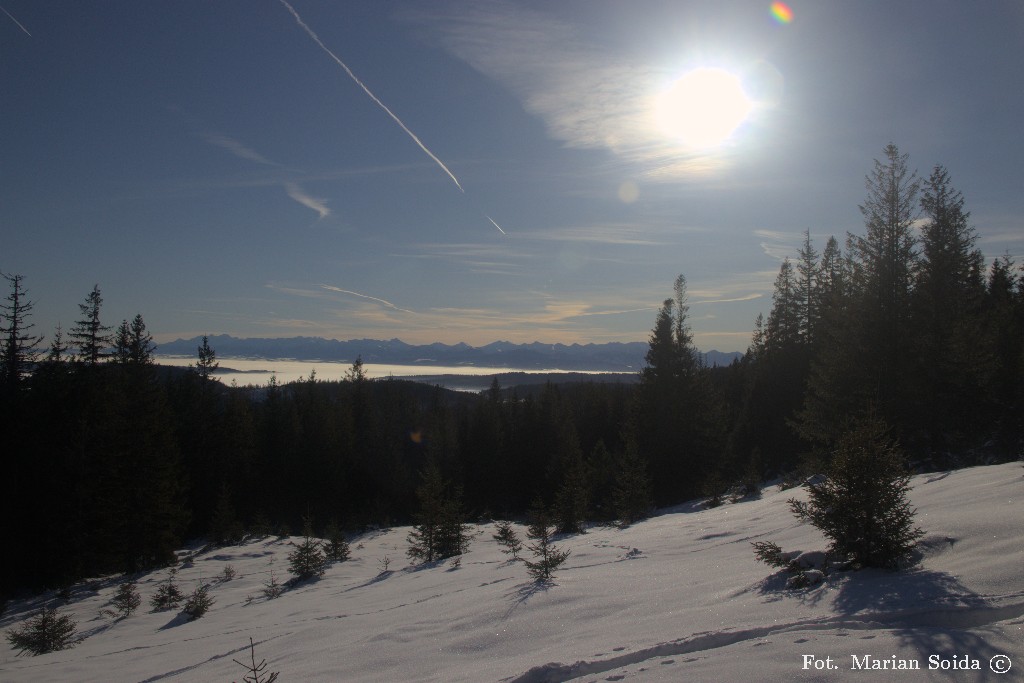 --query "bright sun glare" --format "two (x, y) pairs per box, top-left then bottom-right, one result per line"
(655, 67), (753, 149)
